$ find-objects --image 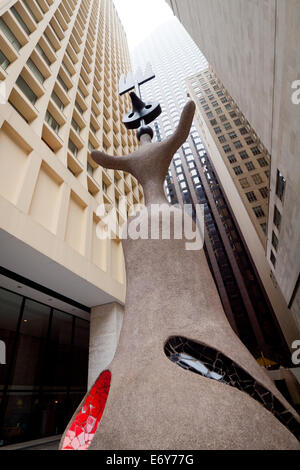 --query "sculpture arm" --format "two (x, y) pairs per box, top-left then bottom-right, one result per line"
(164, 100), (196, 154)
